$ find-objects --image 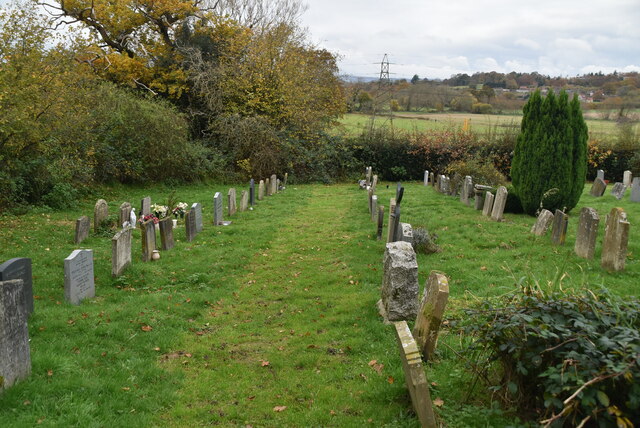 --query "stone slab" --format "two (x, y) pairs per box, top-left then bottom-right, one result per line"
(185, 209), (197, 242)
(74, 215), (90, 244)
(590, 178), (607, 197)
(611, 182), (627, 200)
(159, 217), (174, 251)
(141, 196), (151, 216)
(379, 241), (419, 322)
(240, 190), (249, 212)
(377, 205), (385, 241)
(574, 207), (599, 259)
(191, 202), (203, 233)
(140, 220), (156, 262)
(94, 199), (108, 232)
(228, 188), (237, 216)
(258, 180), (265, 201)
(413, 271), (449, 361)
(491, 186), (508, 221)
(0, 279), (31, 392)
(530, 209), (554, 236)
(601, 208), (630, 271)
(64, 249), (95, 305)
(483, 192), (495, 217)
(111, 229), (132, 277)
(550, 210), (569, 245)
(631, 177), (640, 202)
(0, 258), (33, 316)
